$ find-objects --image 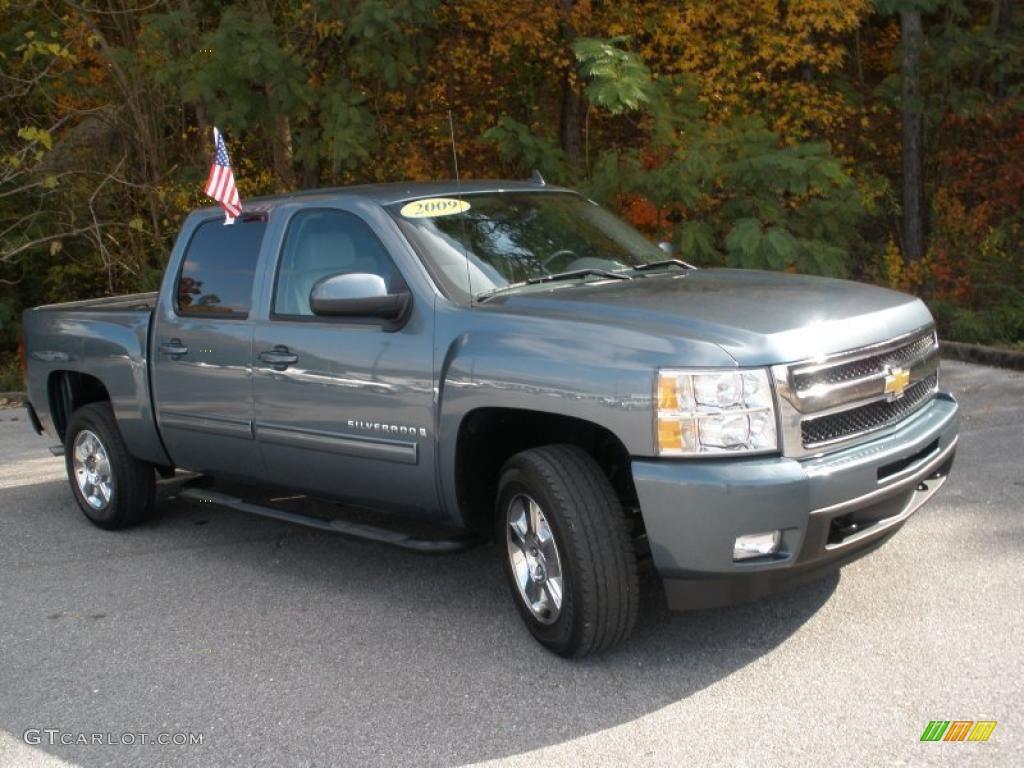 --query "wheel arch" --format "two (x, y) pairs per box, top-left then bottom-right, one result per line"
(451, 406), (640, 536)
(48, 370), (111, 442)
